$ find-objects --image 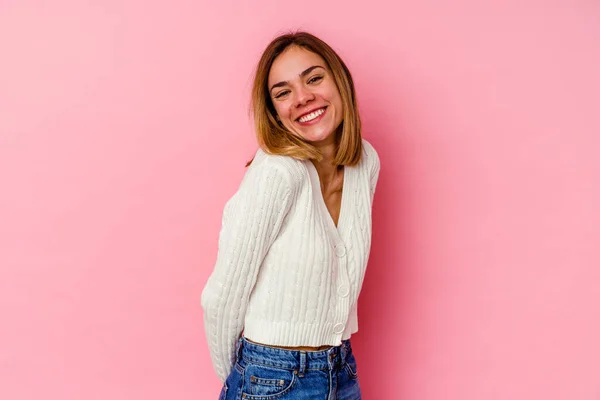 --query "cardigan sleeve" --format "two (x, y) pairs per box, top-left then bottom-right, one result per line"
(200, 155), (294, 382)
